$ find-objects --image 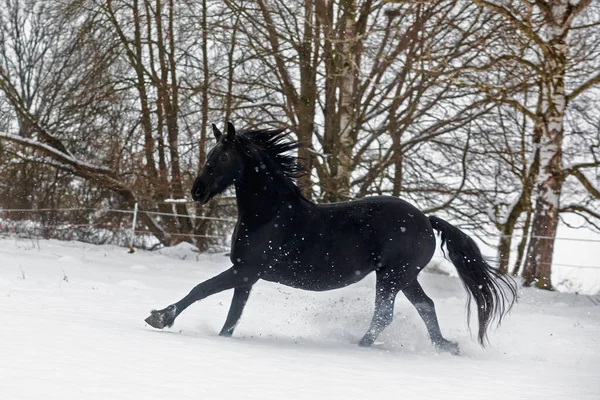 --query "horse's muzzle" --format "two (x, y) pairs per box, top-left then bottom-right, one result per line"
(191, 181), (210, 204)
